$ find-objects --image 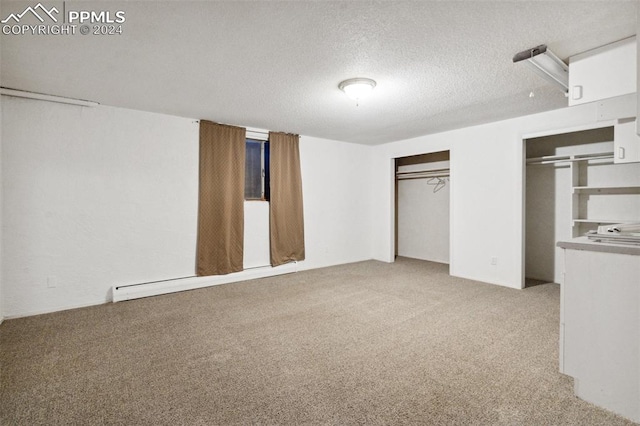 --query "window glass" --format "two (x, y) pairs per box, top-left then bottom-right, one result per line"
(245, 139), (269, 200)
